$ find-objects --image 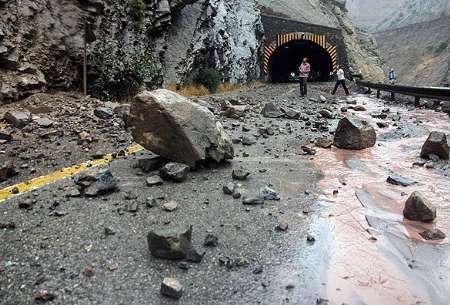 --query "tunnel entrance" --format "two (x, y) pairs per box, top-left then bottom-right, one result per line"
(268, 40), (333, 82)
